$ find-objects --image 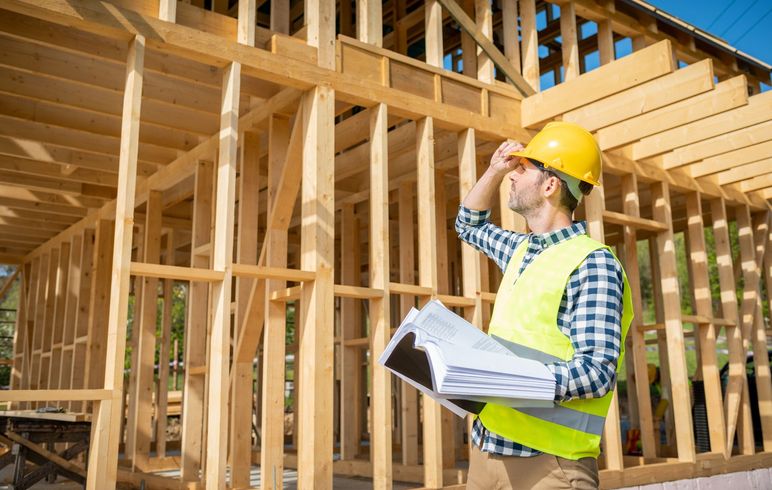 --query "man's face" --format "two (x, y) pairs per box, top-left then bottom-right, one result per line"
(507, 158), (546, 214)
